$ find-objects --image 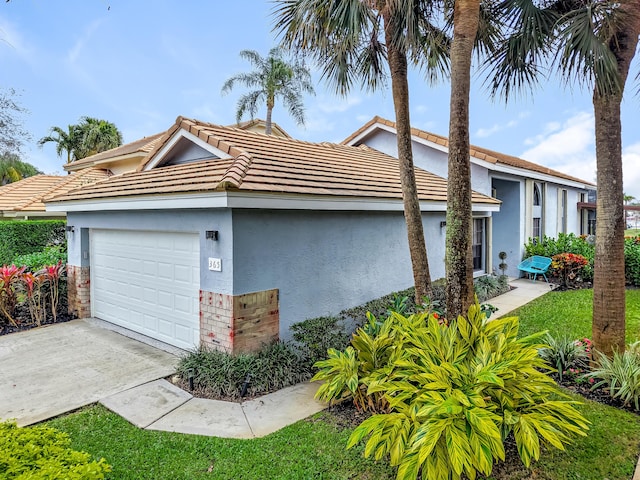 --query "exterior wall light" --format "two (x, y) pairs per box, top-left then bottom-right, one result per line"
(205, 230), (219, 241)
